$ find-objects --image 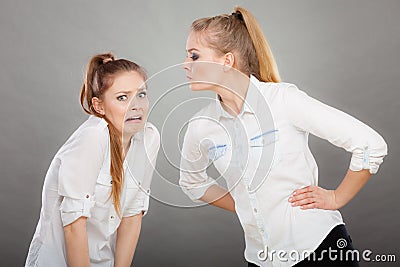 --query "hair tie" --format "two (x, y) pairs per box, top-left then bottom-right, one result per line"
(231, 12), (243, 21)
(102, 57), (114, 64)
